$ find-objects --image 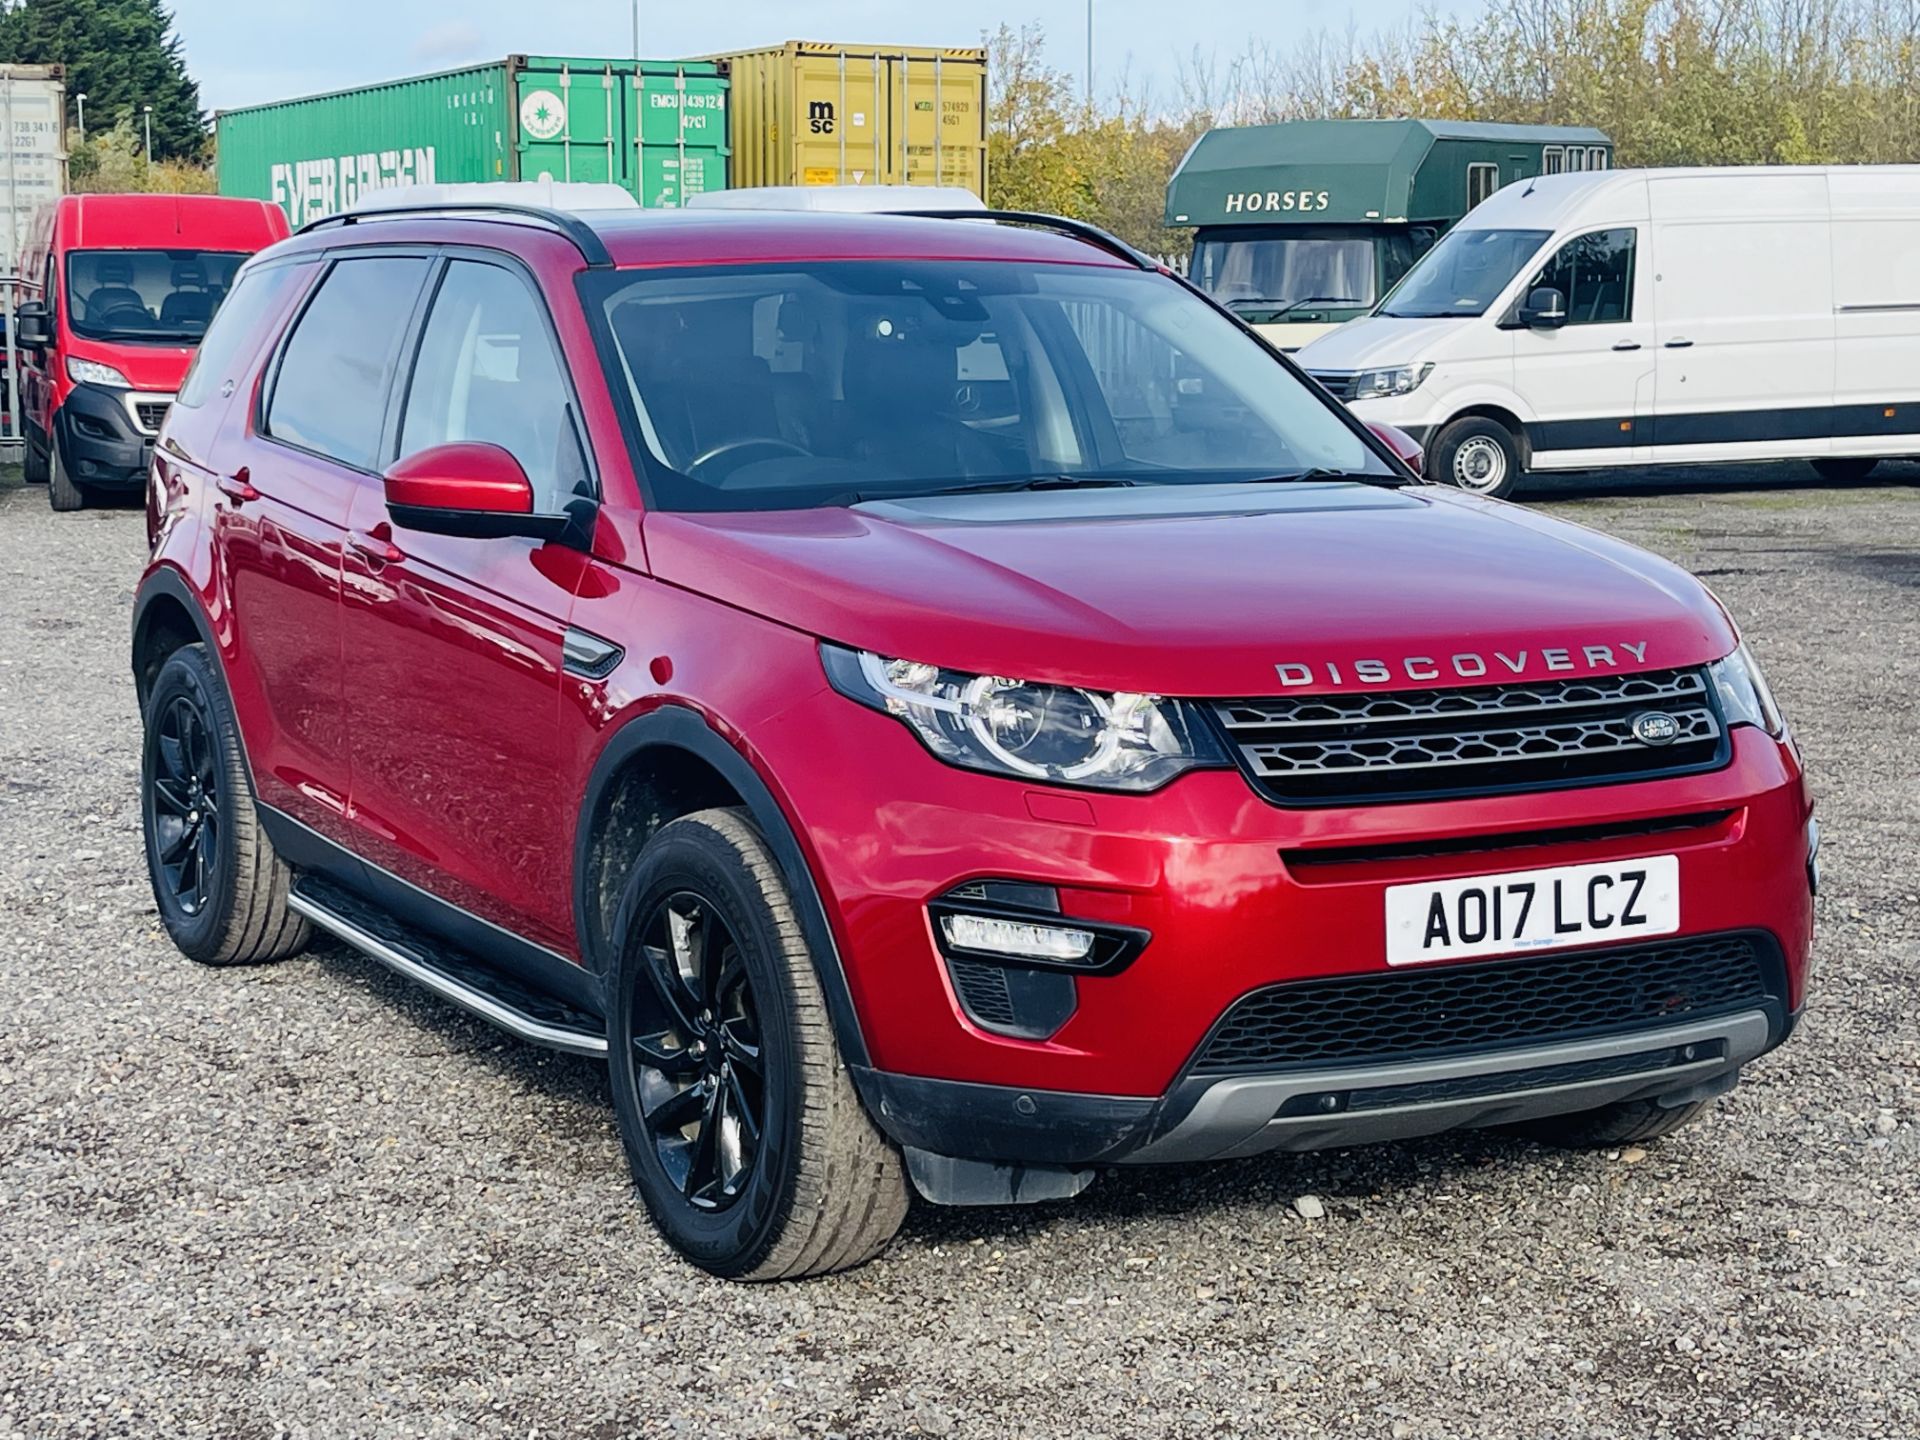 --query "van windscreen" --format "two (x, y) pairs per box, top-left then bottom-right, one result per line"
(1377, 229), (1551, 319)
(65, 249), (251, 342)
